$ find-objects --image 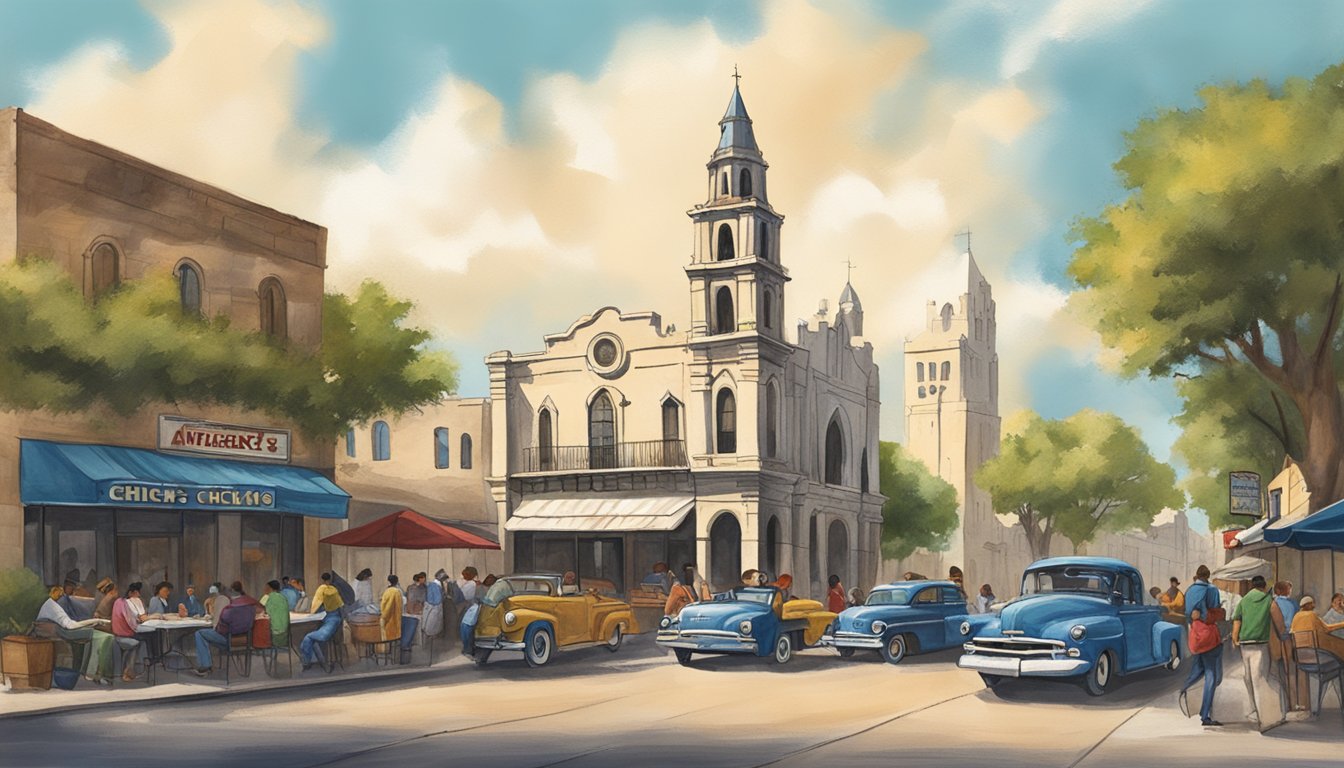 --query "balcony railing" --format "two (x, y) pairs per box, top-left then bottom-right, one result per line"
(521, 440), (689, 473)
